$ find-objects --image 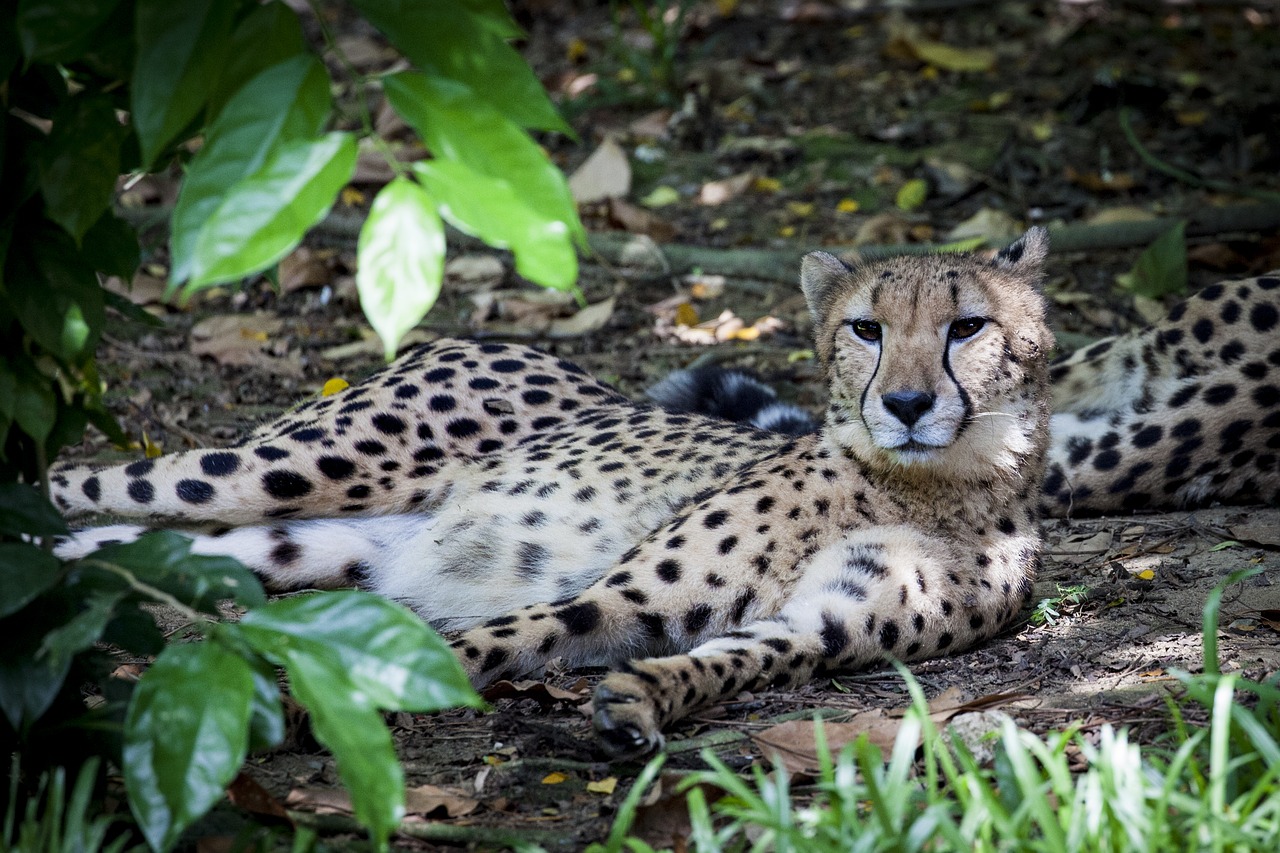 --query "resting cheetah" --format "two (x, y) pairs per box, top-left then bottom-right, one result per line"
(50, 230), (1279, 754)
